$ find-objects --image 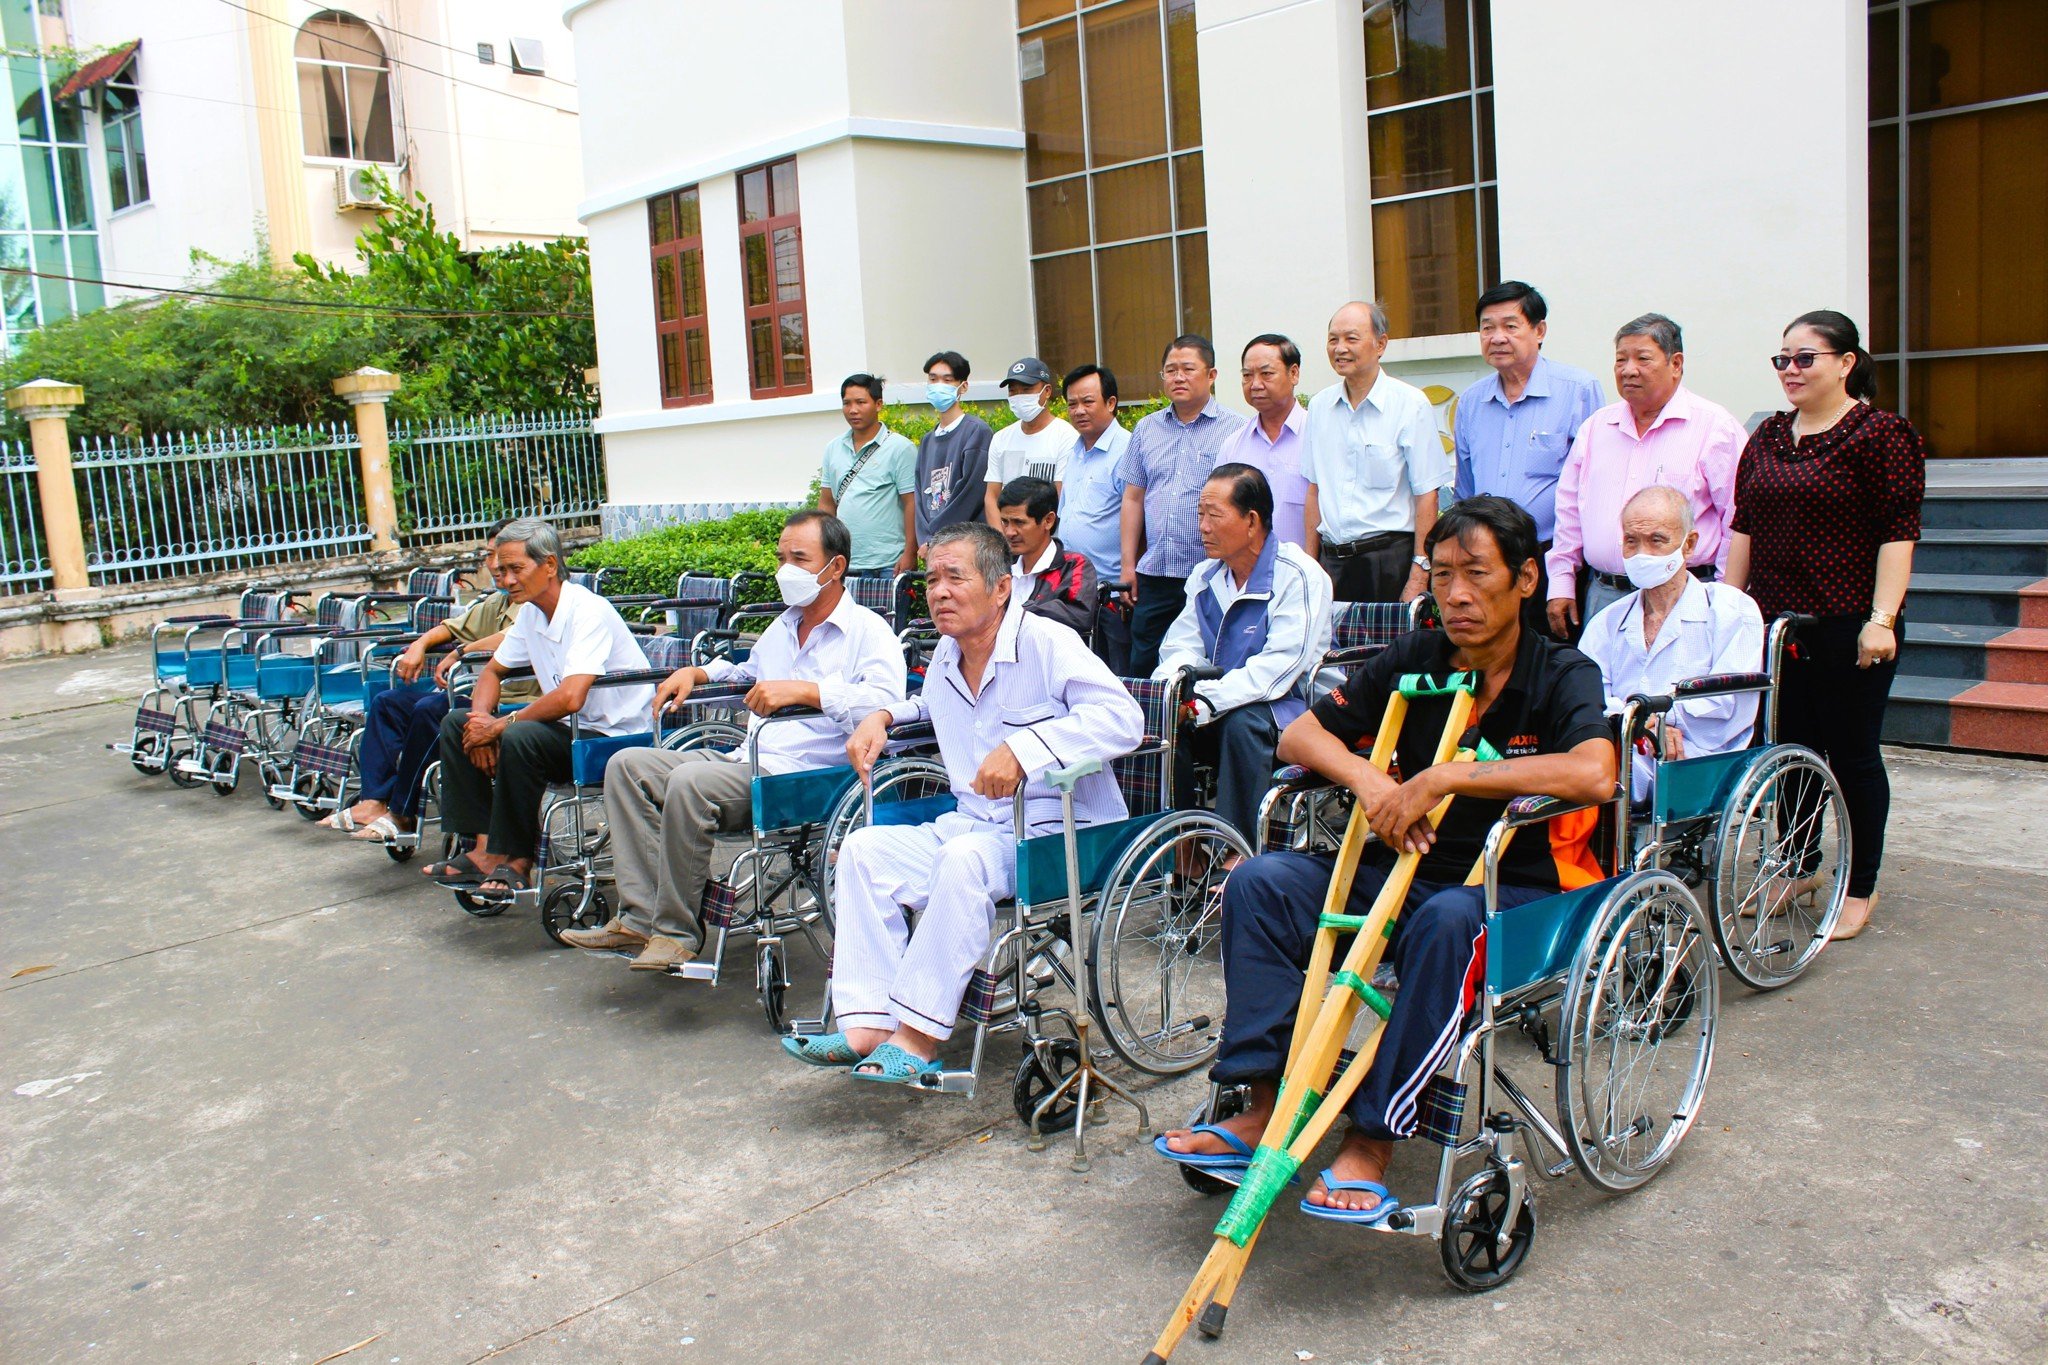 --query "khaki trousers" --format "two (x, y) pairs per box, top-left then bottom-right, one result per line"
(604, 747), (752, 948)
